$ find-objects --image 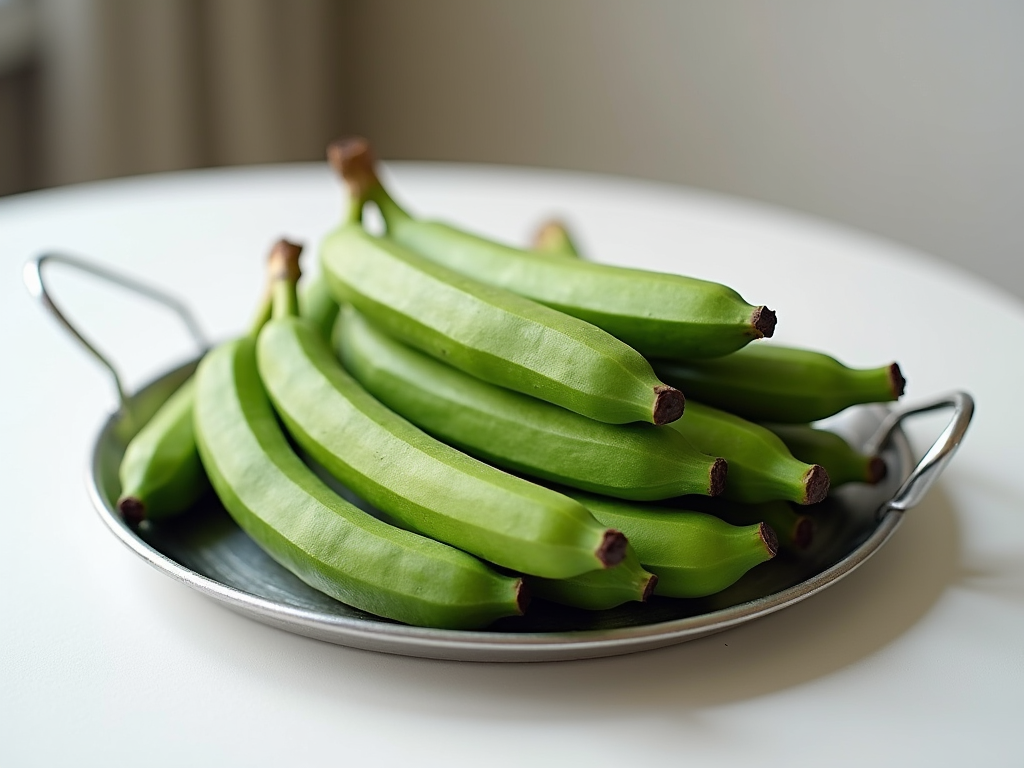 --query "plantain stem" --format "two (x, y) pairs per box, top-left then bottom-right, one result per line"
(268, 239), (303, 321)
